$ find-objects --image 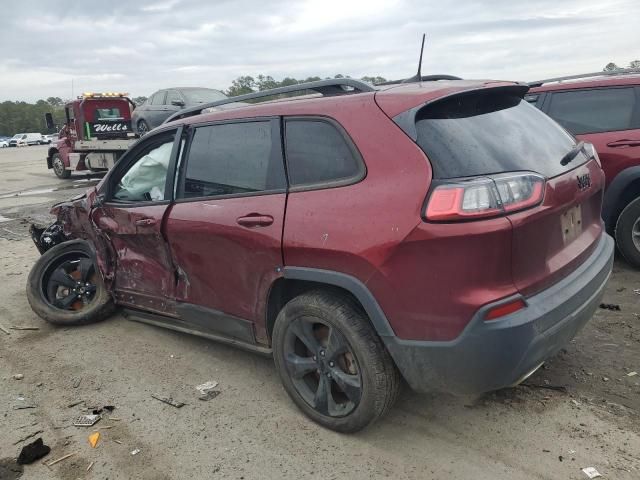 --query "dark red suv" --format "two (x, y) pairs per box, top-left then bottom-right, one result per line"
(28, 78), (614, 432)
(528, 70), (640, 267)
